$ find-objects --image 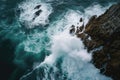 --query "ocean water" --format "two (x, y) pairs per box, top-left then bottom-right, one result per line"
(0, 0), (119, 80)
